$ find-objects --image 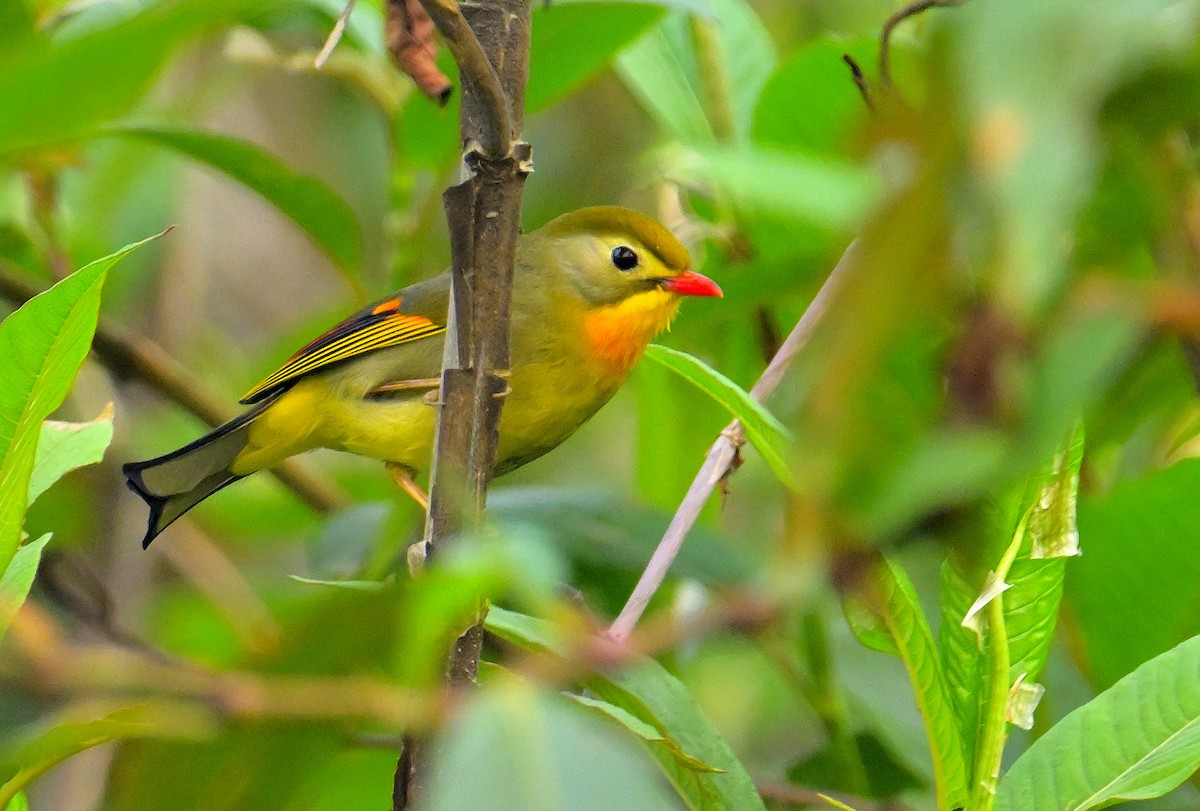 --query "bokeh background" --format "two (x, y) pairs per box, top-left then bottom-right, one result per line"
(5, 0), (1200, 808)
